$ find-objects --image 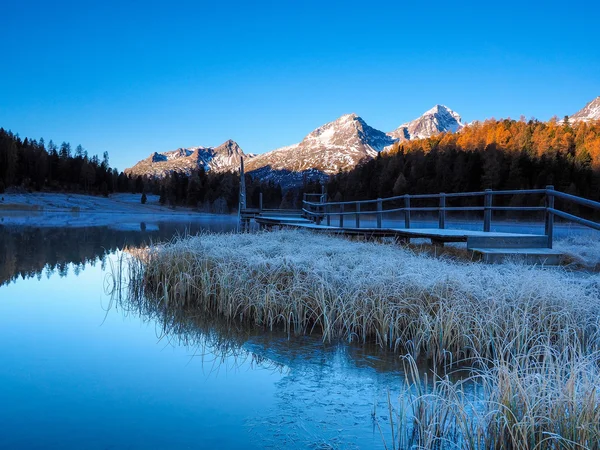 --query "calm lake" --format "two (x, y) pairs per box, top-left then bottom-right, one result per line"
(0, 216), (417, 449)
